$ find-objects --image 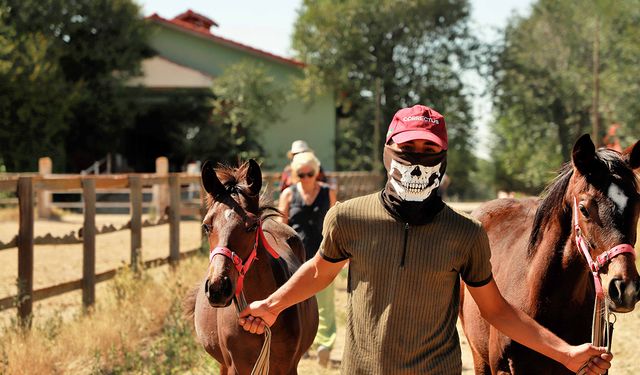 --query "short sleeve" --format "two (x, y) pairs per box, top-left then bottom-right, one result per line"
(461, 225), (493, 287)
(318, 203), (350, 262)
